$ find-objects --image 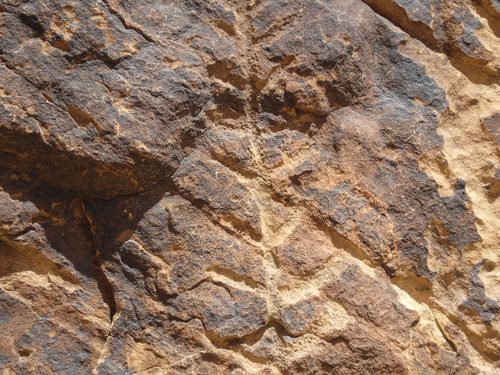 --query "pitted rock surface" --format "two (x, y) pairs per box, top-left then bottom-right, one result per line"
(1, 0), (500, 374)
